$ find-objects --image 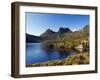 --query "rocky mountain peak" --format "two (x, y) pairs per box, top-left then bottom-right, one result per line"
(58, 27), (72, 33)
(45, 29), (55, 33)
